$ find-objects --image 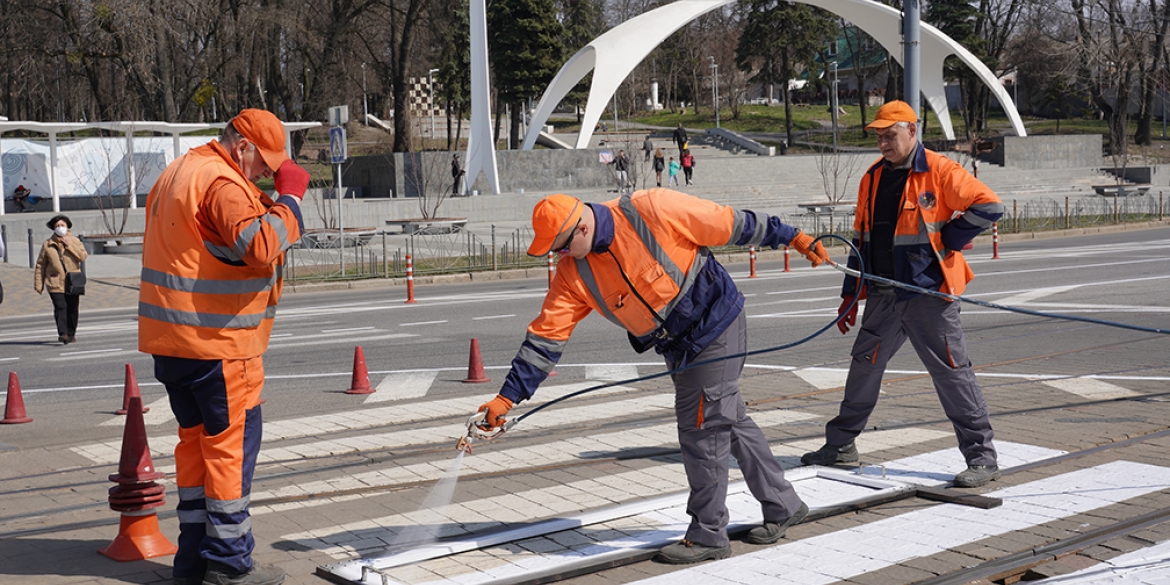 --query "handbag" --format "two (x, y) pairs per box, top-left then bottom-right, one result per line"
(55, 246), (86, 296)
